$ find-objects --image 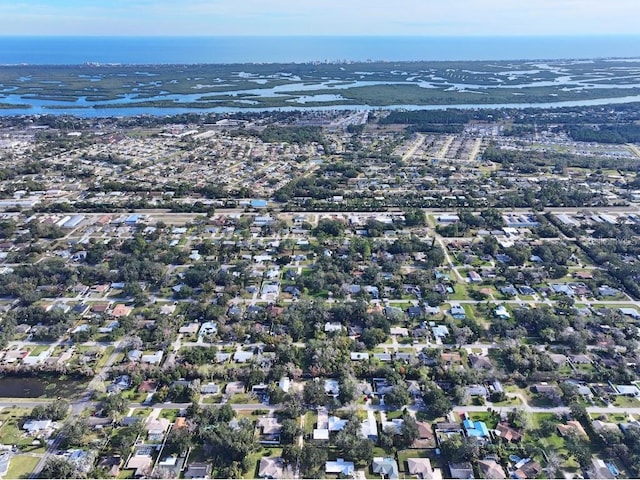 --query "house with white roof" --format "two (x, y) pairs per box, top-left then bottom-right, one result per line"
(141, 351), (163, 365)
